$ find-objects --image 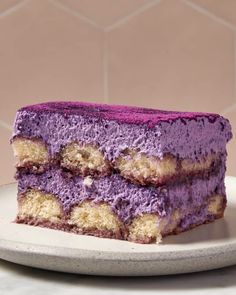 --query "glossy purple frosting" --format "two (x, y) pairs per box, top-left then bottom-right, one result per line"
(17, 164), (226, 224)
(13, 101), (232, 160)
